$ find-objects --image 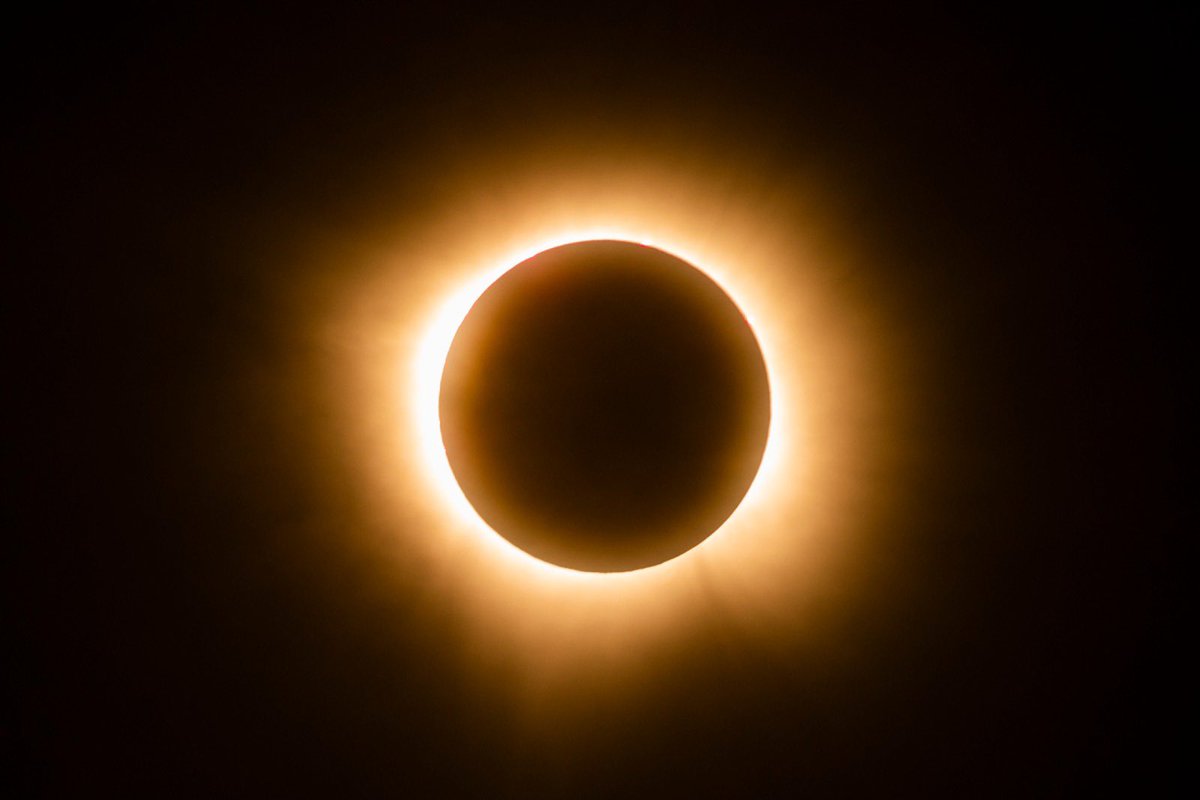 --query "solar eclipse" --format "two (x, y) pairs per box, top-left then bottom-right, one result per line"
(341, 150), (892, 680)
(439, 240), (771, 572)
(14, 7), (1174, 795)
